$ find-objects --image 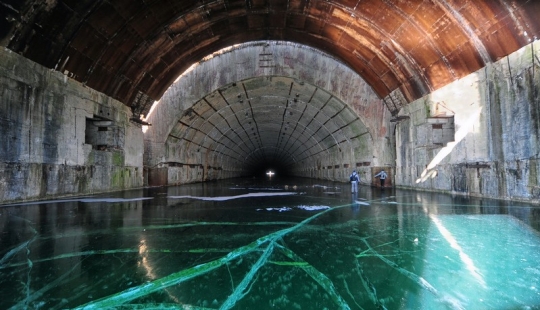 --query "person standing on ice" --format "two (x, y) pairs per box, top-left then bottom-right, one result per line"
(350, 170), (359, 193)
(374, 169), (388, 188)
